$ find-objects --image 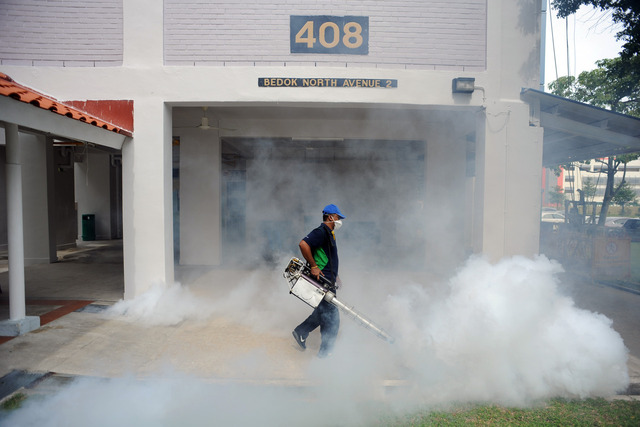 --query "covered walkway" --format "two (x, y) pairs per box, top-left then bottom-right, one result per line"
(0, 73), (132, 335)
